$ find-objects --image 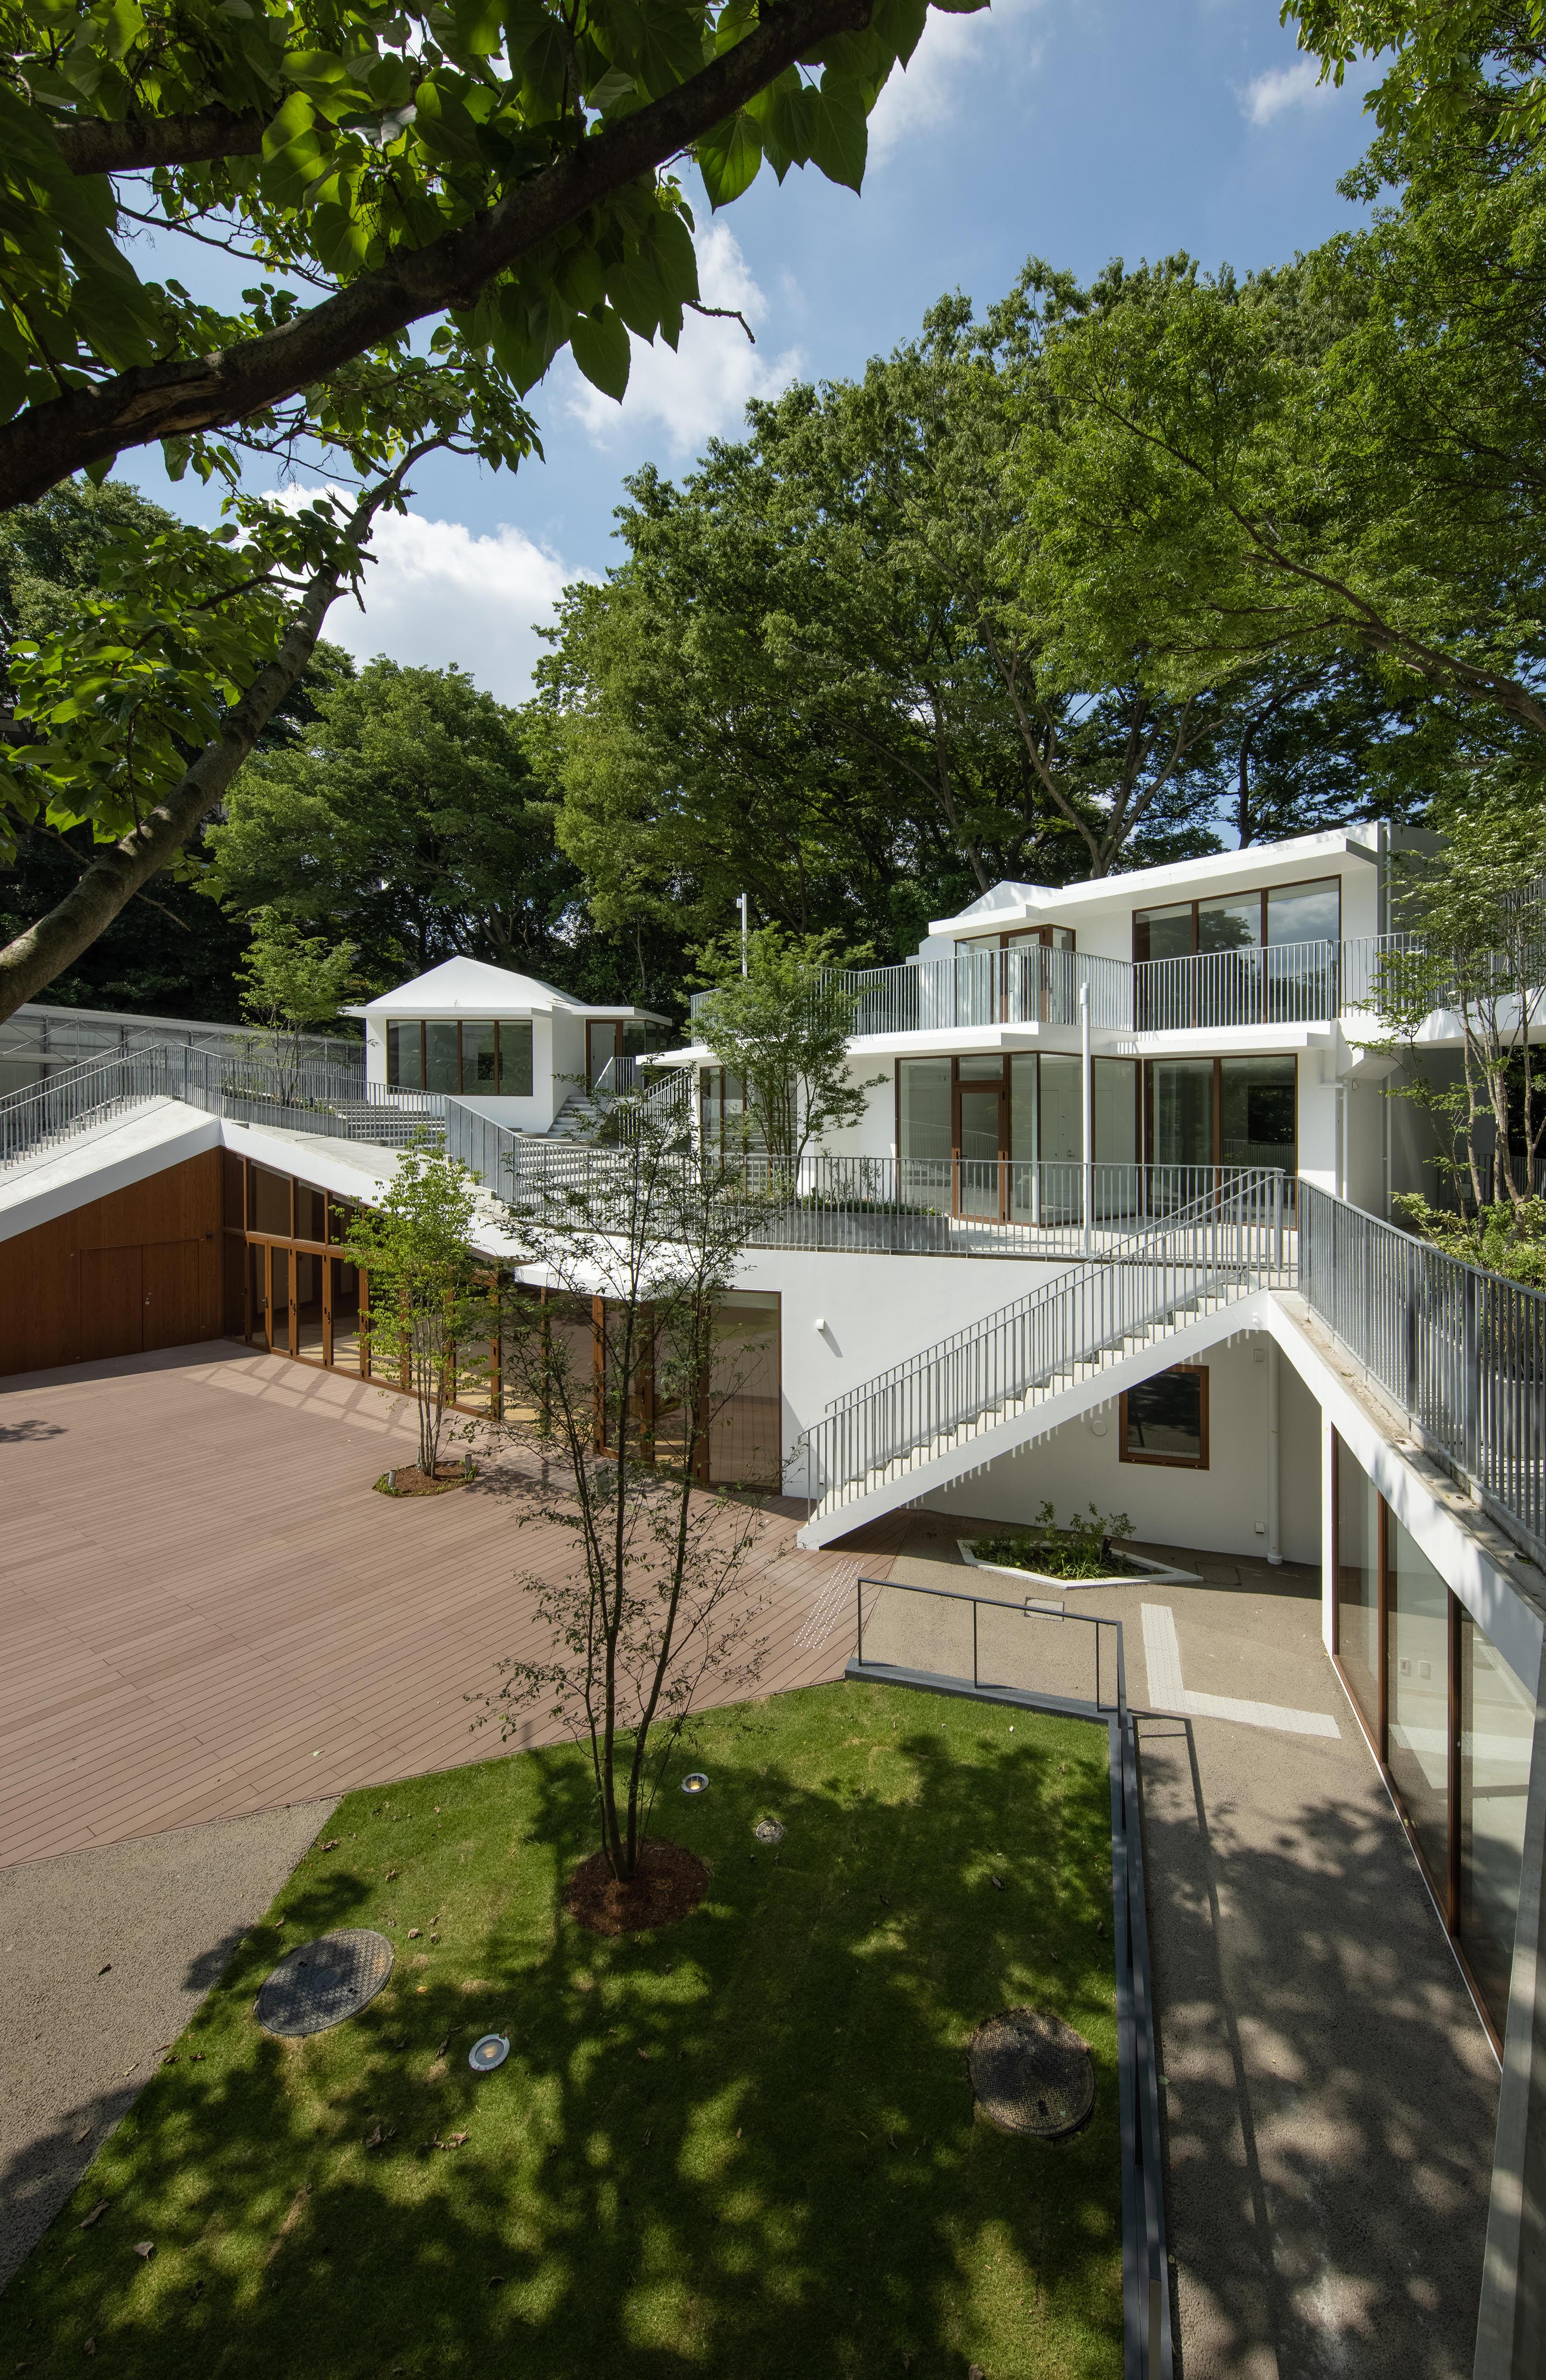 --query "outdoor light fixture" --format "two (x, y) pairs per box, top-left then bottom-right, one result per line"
(681, 1772), (709, 1795)
(468, 2034), (510, 2073)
